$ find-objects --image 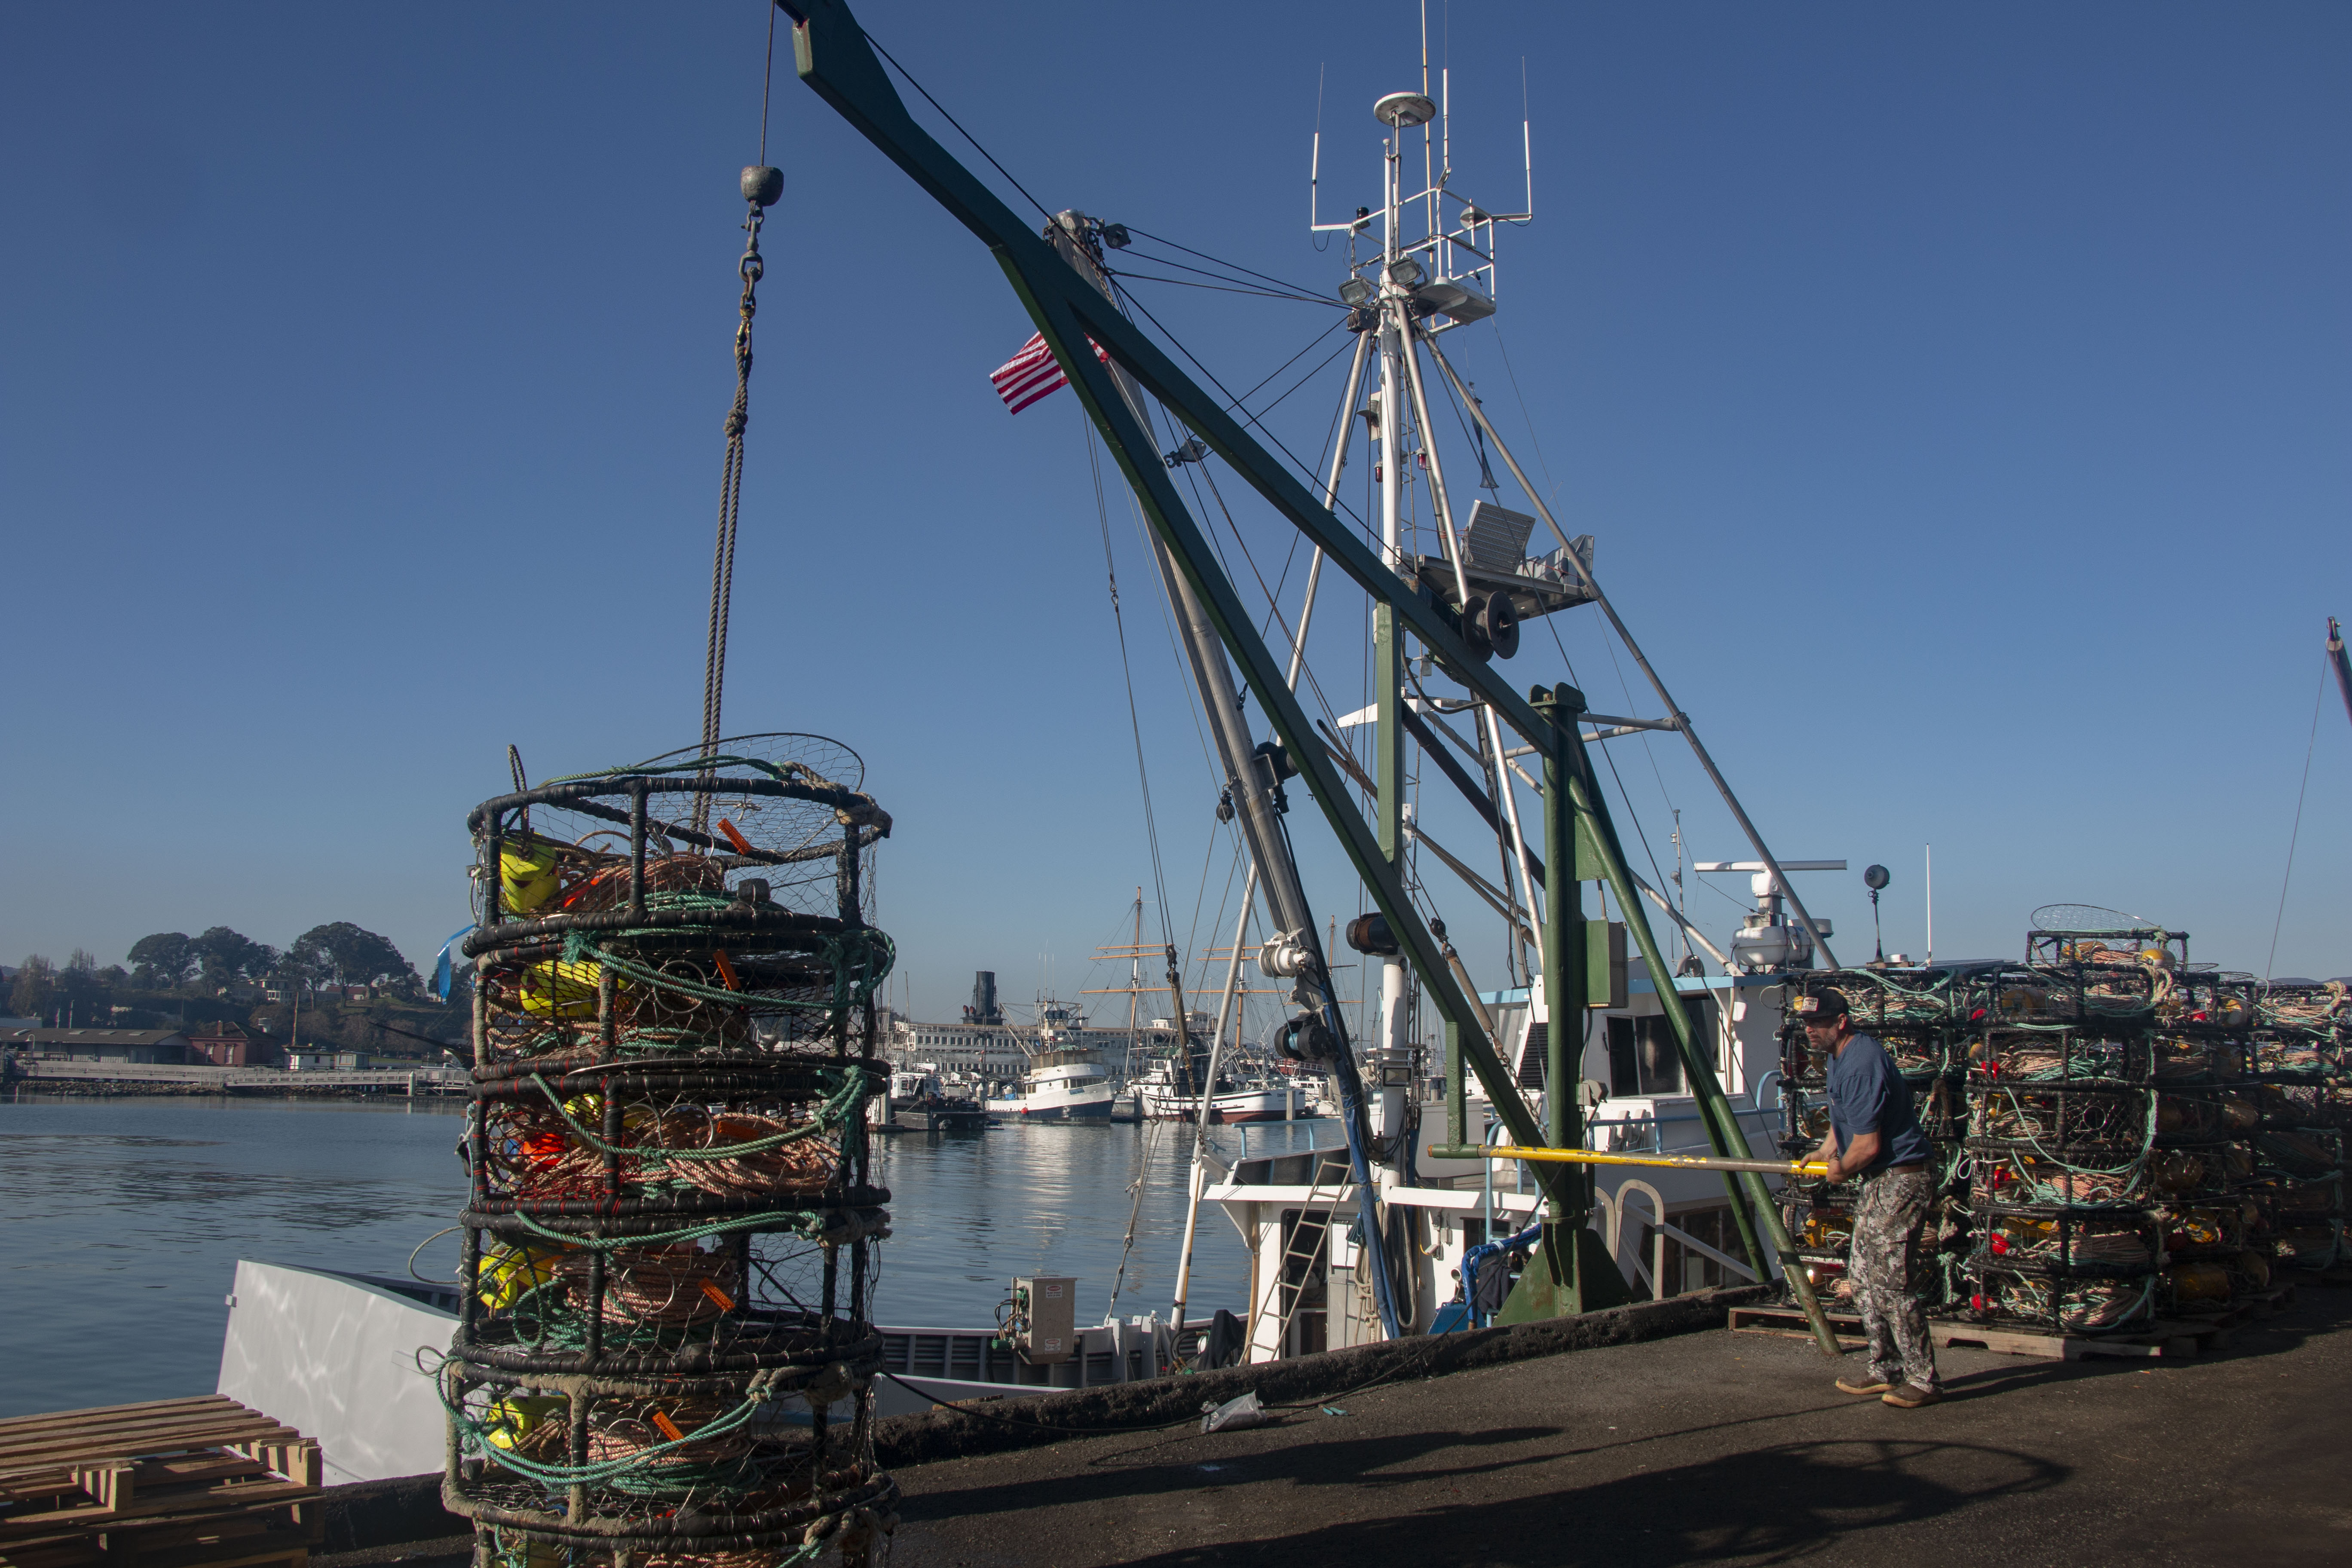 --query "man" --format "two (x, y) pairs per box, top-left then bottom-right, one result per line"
(1798, 987), (1940, 1407)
